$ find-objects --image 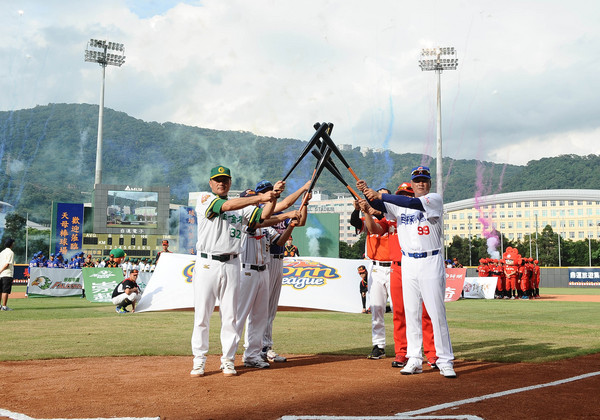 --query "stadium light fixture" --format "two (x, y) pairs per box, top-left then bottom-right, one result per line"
(418, 46), (458, 254)
(84, 39), (126, 186)
(418, 46), (458, 200)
